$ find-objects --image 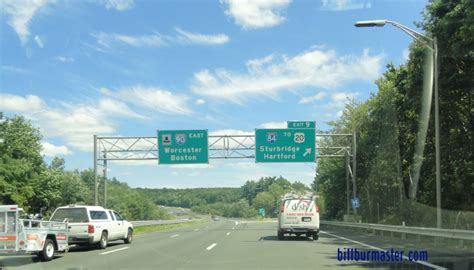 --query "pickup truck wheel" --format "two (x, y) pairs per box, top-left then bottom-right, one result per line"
(124, 229), (133, 244)
(39, 239), (55, 261)
(98, 232), (108, 249)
